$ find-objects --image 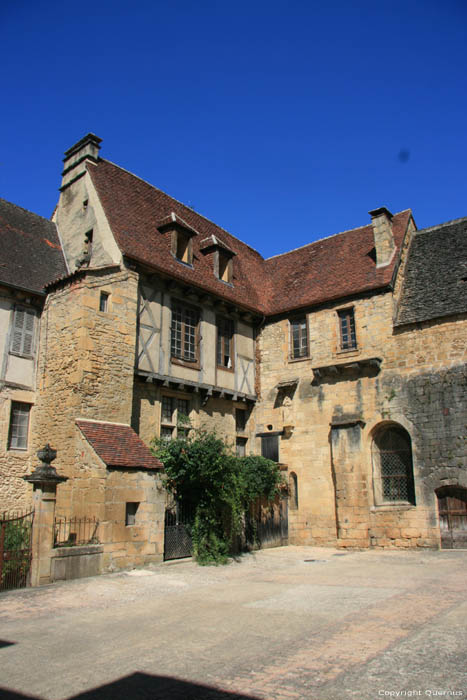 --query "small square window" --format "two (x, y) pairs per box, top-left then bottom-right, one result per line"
(8, 402), (31, 450)
(125, 502), (139, 526)
(338, 309), (357, 350)
(99, 292), (109, 312)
